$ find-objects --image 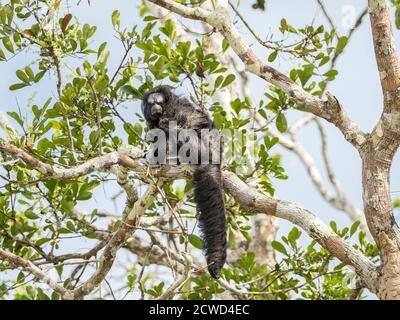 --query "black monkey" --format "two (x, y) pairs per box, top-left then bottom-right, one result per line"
(141, 86), (227, 279)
